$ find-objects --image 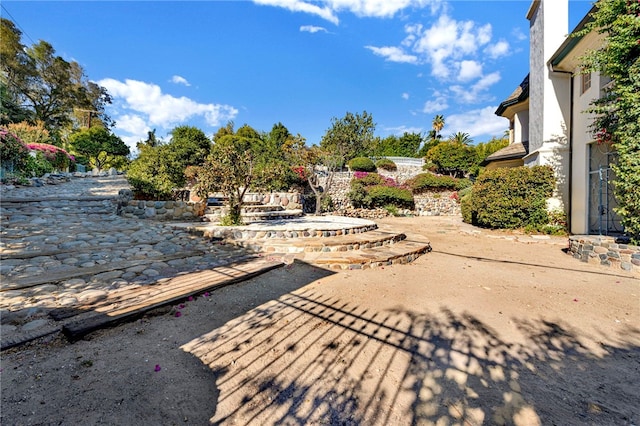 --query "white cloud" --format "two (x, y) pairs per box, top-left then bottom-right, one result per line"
(300, 25), (329, 33)
(408, 15), (494, 79)
(365, 46), (418, 64)
(450, 71), (501, 103)
(253, 0), (339, 25)
(253, 0), (443, 23)
(484, 40), (510, 59)
(383, 124), (423, 135)
(98, 78), (238, 150)
(443, 106), (508, 139)
(402, 92), (410, 100)
(422, 97), (448, 113)
(170, 75), (191, 86)
(457, 60), (482, 82)
(512, 27), (528, 42)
